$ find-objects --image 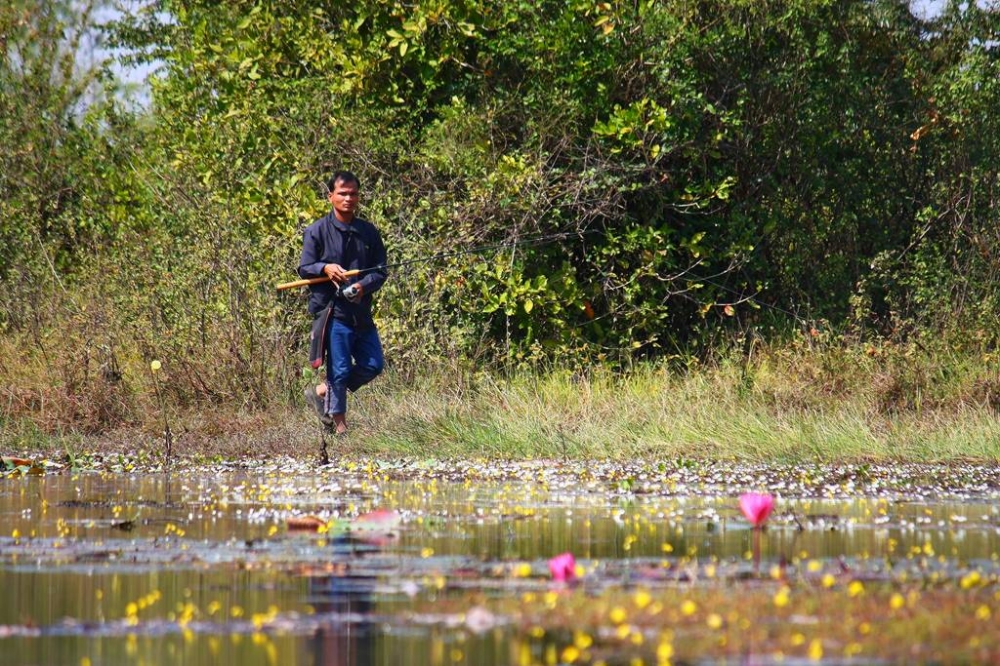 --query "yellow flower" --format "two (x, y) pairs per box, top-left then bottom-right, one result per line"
(808, 639), (823, 661)
(960, 571), (982, 589)
(561, 646), (580, 663)
(848, 581), (864, 597)
(150, 360), (162, 372)
(680, 600), (697, 616)
(890, 593), (905, 610)
(773, 587), (790, 607)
